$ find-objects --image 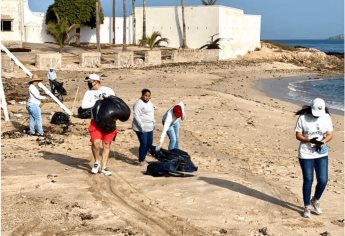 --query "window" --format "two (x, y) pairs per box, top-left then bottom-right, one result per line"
(1, 20), (12, 31)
